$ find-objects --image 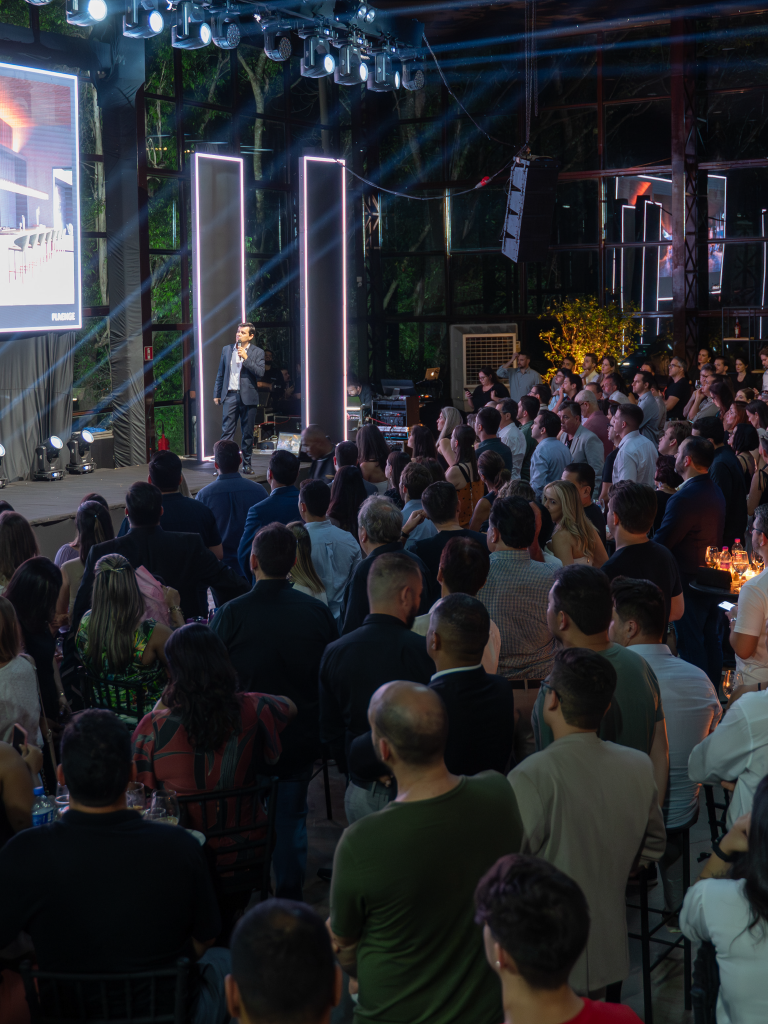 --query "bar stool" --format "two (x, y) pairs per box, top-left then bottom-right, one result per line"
(627, 809), (698, 1024)
(8, 231), (28, 280)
